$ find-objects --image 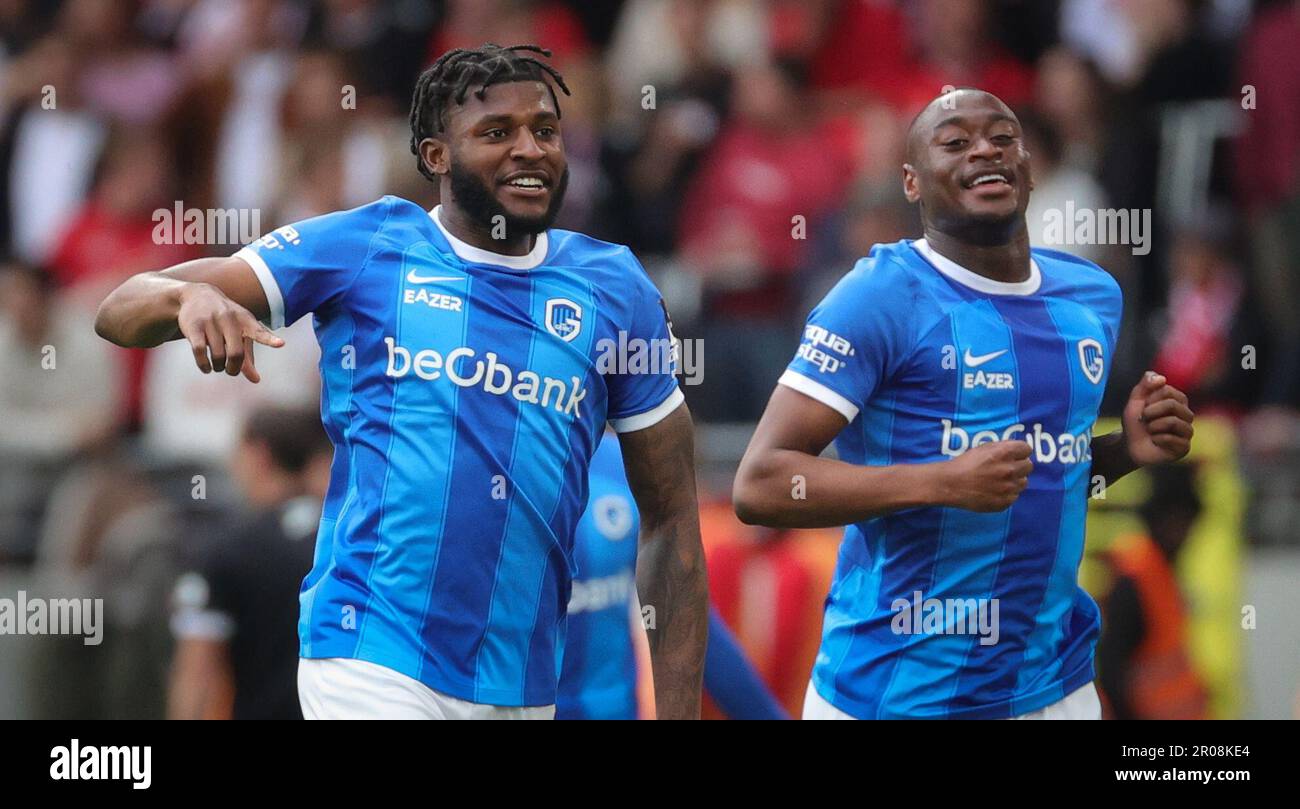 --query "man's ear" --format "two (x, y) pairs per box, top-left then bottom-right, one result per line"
(902, 164), (921, 204)
(420, 137), (450, 177)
